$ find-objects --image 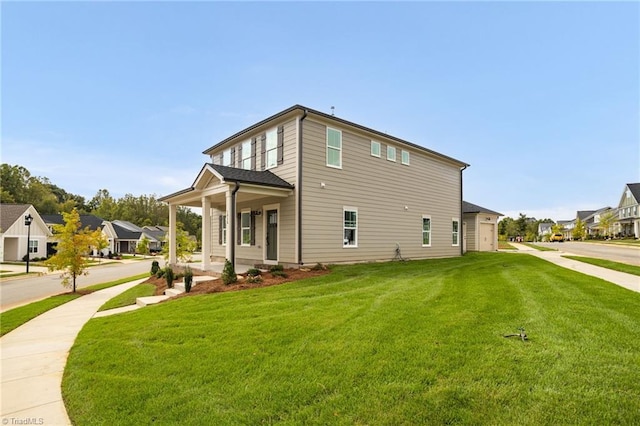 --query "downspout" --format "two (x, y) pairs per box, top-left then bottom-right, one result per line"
(229, 182), (240, 267)
(460, 165), (468, 256)
(297, 109), (308, 265)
